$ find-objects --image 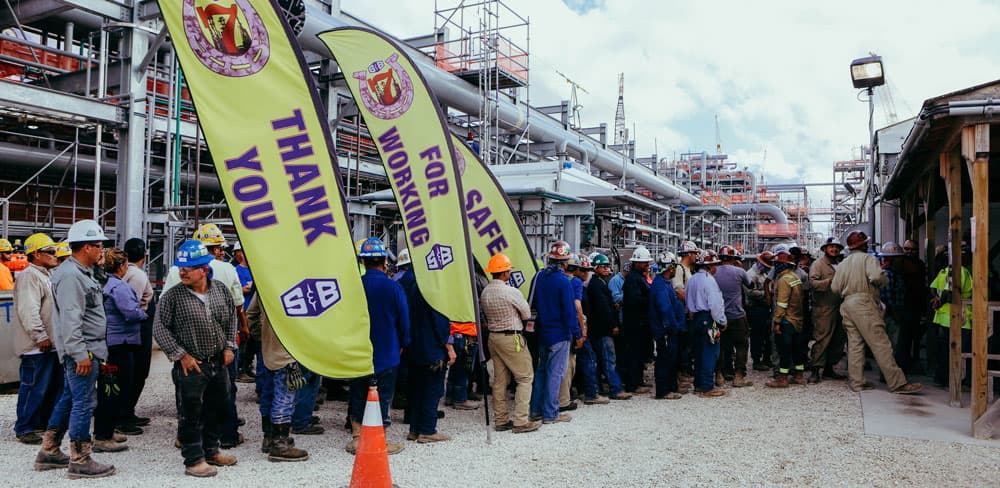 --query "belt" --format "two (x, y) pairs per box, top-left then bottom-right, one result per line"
(491, 329), (522, 335)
